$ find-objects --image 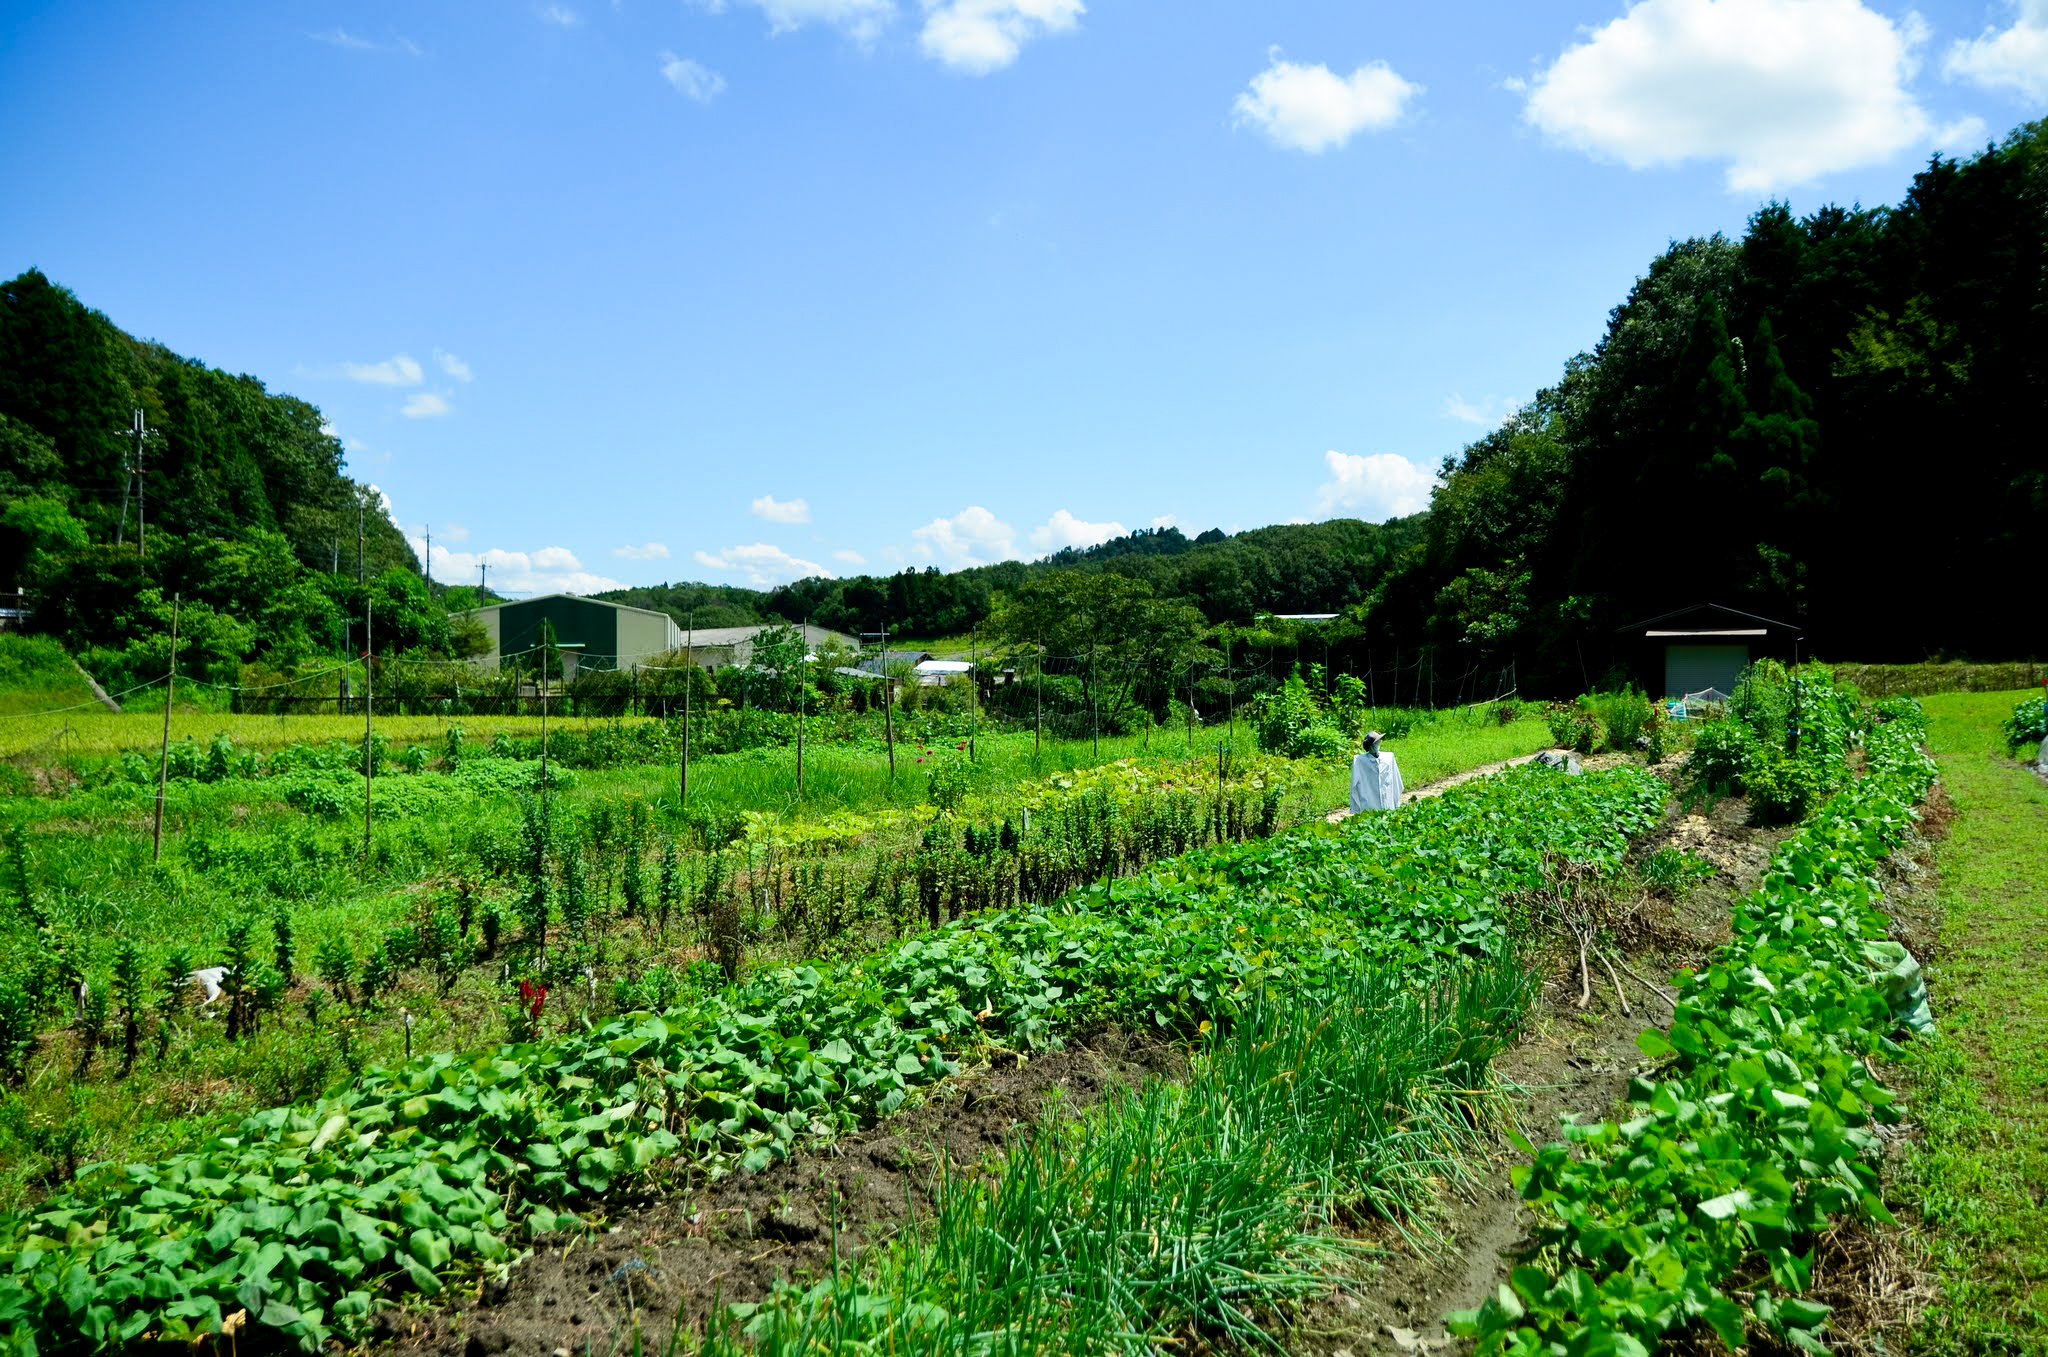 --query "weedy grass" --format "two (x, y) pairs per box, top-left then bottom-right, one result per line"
(1894, 690), (2048, 1354)
(0, 638), (100, 719)
(698, 960), (1533, 1356)
(0, 709), (631, 759)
